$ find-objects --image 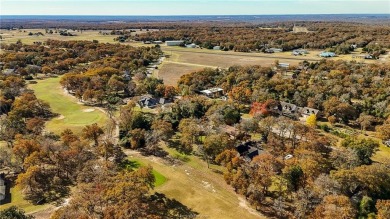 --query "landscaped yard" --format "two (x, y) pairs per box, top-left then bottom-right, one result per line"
(28, 77), (108, 135)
